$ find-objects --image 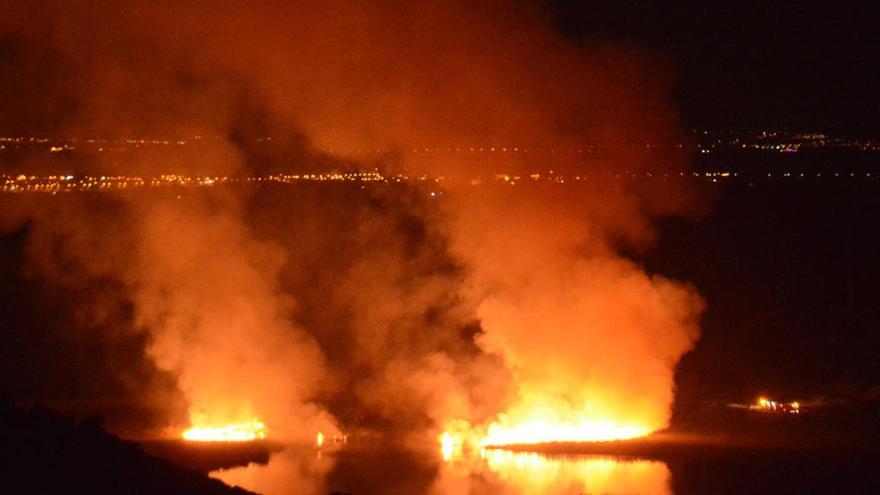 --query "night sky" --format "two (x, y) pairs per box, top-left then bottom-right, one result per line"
(1, 2), (878, 135)
(549, 0), (880, 132)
